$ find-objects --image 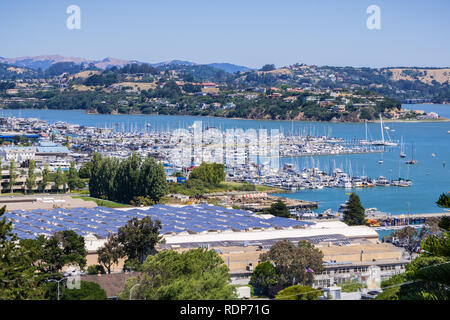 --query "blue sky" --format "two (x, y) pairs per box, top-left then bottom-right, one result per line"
(0, 0), (449, 68)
